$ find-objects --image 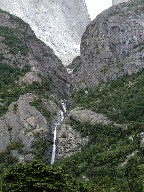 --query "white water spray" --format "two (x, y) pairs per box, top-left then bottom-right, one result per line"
(51, 100), (67, 164)
(51, 123), (57, 164)
(60, 110), (64, 122)
(61, 100), (67, 113)
(66, 68), (73, 74)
